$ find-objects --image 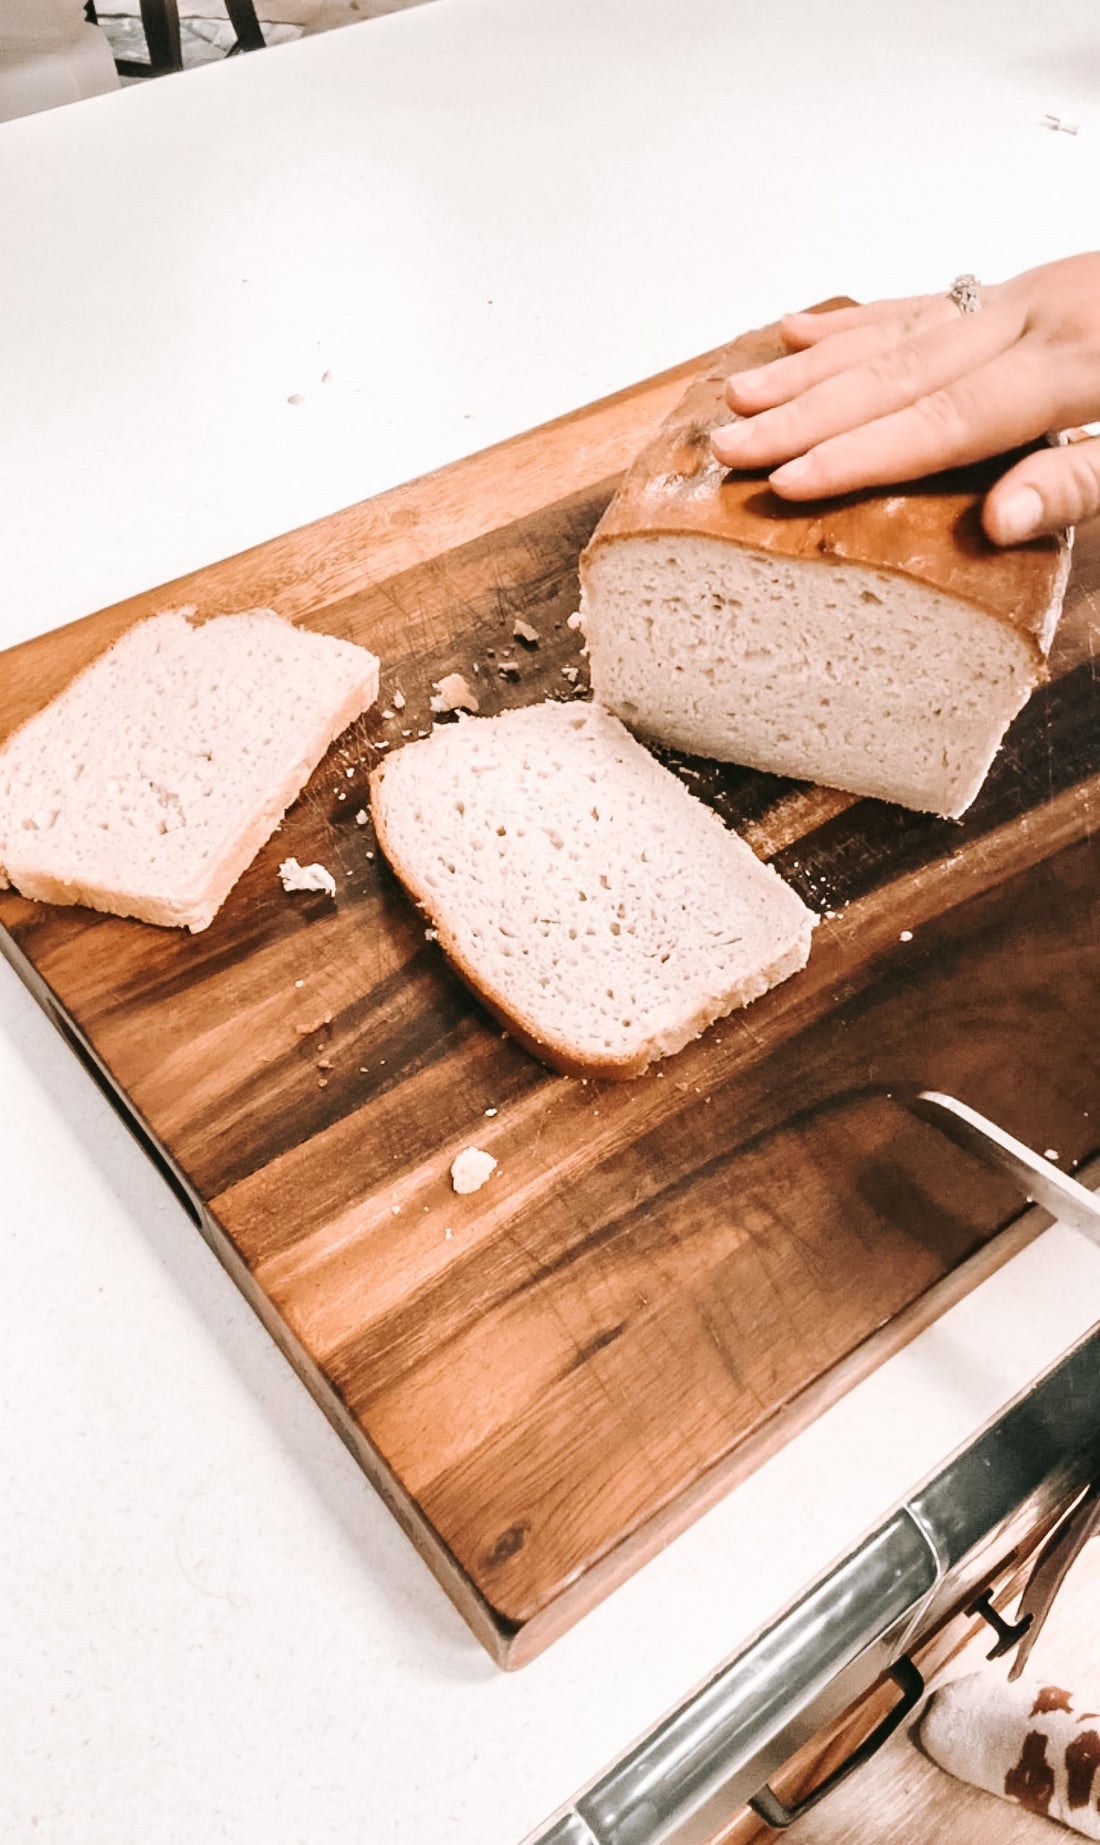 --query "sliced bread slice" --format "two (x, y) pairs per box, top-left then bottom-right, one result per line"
(579, 325), (1072, 818)
(369, 700), (815, 1078)
(0, 609), (379, 932)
